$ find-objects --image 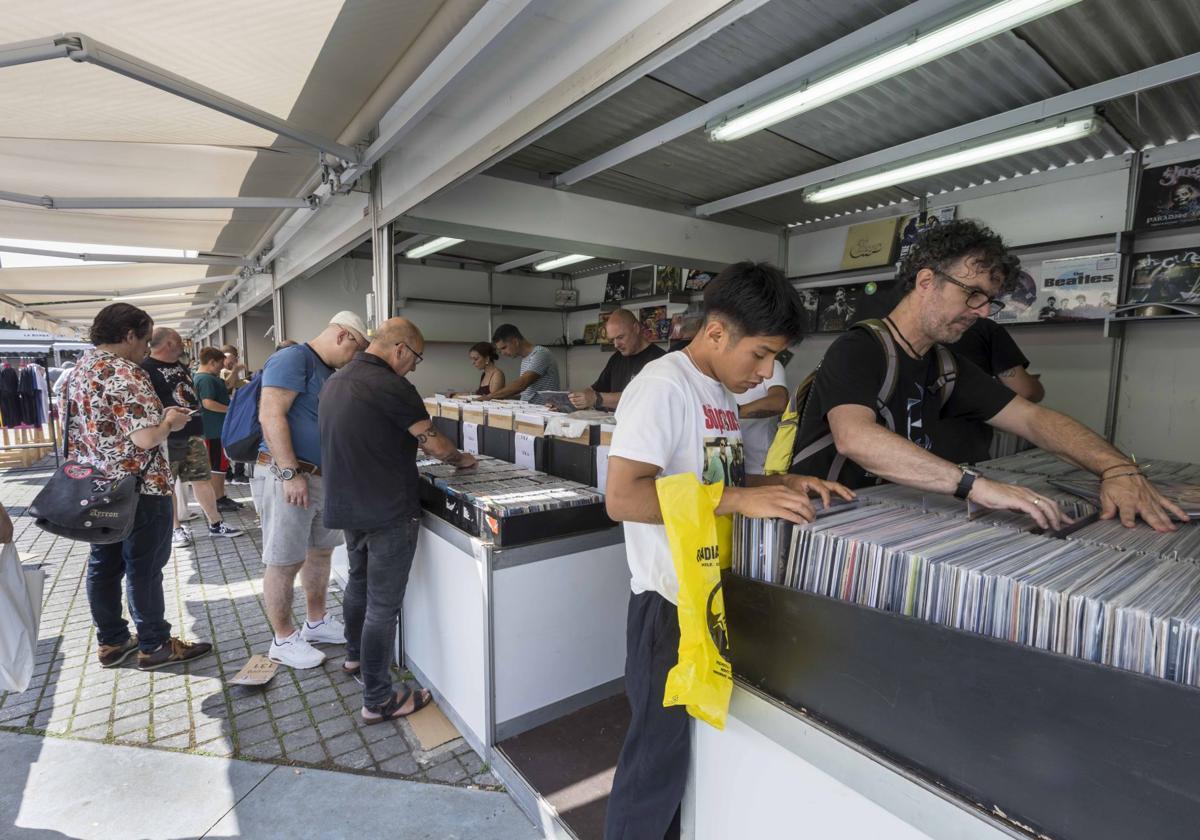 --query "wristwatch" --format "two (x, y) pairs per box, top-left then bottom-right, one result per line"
(593, 390), (604, 410)
(270, 464), (299, 481)
(954, 466), (979, 500)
